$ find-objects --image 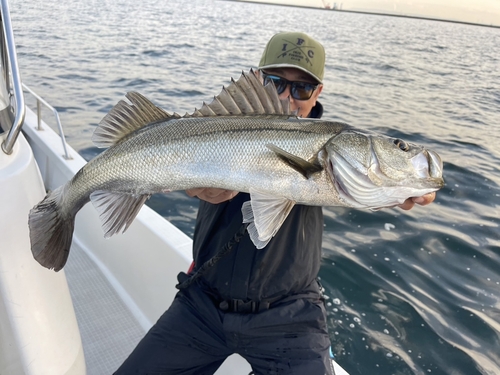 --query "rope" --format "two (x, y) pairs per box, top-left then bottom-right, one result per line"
(176, 222), (249, 290)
